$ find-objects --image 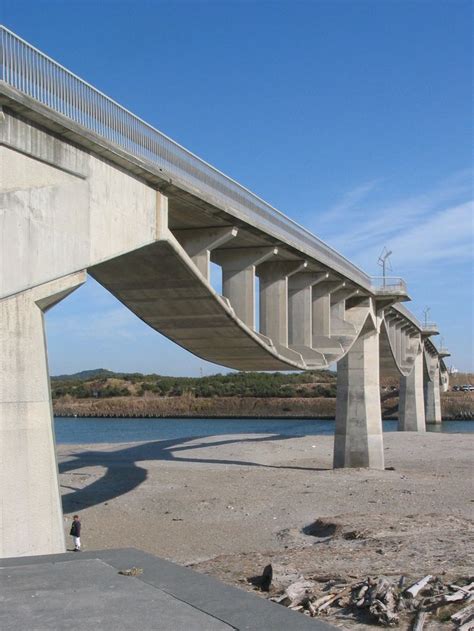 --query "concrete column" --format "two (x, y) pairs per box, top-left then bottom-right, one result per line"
(330, 285), (359, 335)
(0, 271), (86, 558)
(398, 351), (426, 431)
(334, 317), (384, 469)
(288, 272), (327, 346)
(312, 280), (344, 340)
(425, 362), (442, 425)
(257, 260), (307, 347)
(173, 227), (237, 281)
(213, 247), (277, 328)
